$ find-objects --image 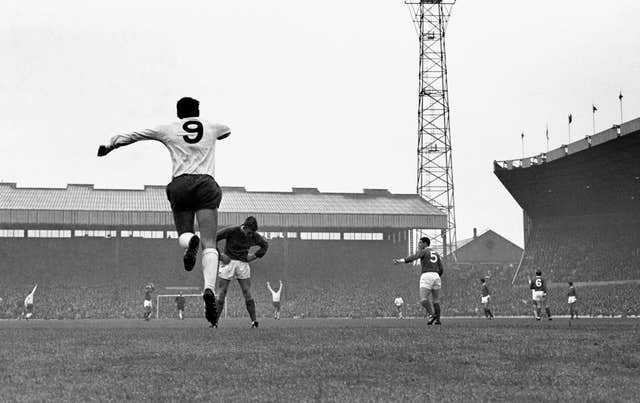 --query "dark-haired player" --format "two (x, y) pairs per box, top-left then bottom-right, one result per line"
(393, 236), (444, 325)
(212, 216), (269, 328)
(97, 97), (230, 326)
(480, 278), (493, 319)
(567, 282), (578, 319)
(530, 270), (552, 321)
(143, 283), (154, 321)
